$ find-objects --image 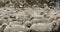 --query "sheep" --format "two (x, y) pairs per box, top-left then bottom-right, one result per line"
(0, 23), (7, 32)
(4, 25), (29, 32)
(30, 11), (44, 19)
(24, 21), (32, 28)
(2, 23), (8, 29)
(30, 23), (52, 32)
(53, 20), (59, 30)
(18, 31), (24, 32)
(30, 18), (52, 24)
(0, 19), (3, 25)
(9, 21), (23, 25)
(30, 21), (58, 32)
(0, 25), (3, 32)
(55, 19), (60, 31)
